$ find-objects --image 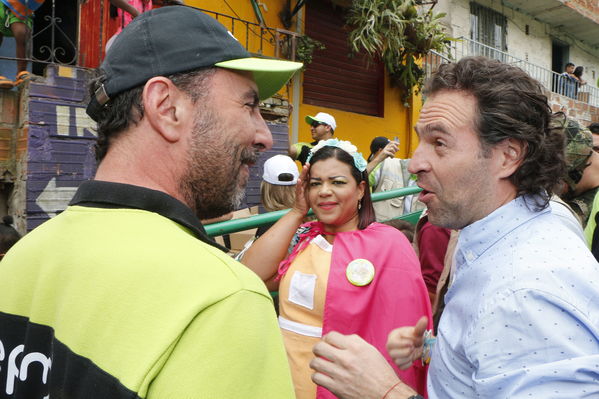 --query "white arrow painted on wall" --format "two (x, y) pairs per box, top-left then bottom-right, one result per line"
(35, 178), (78, 218)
